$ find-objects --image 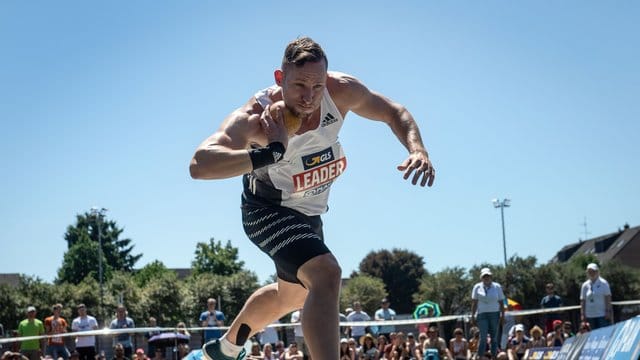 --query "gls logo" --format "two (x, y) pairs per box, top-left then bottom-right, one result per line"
(302, 147), (334, 170)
